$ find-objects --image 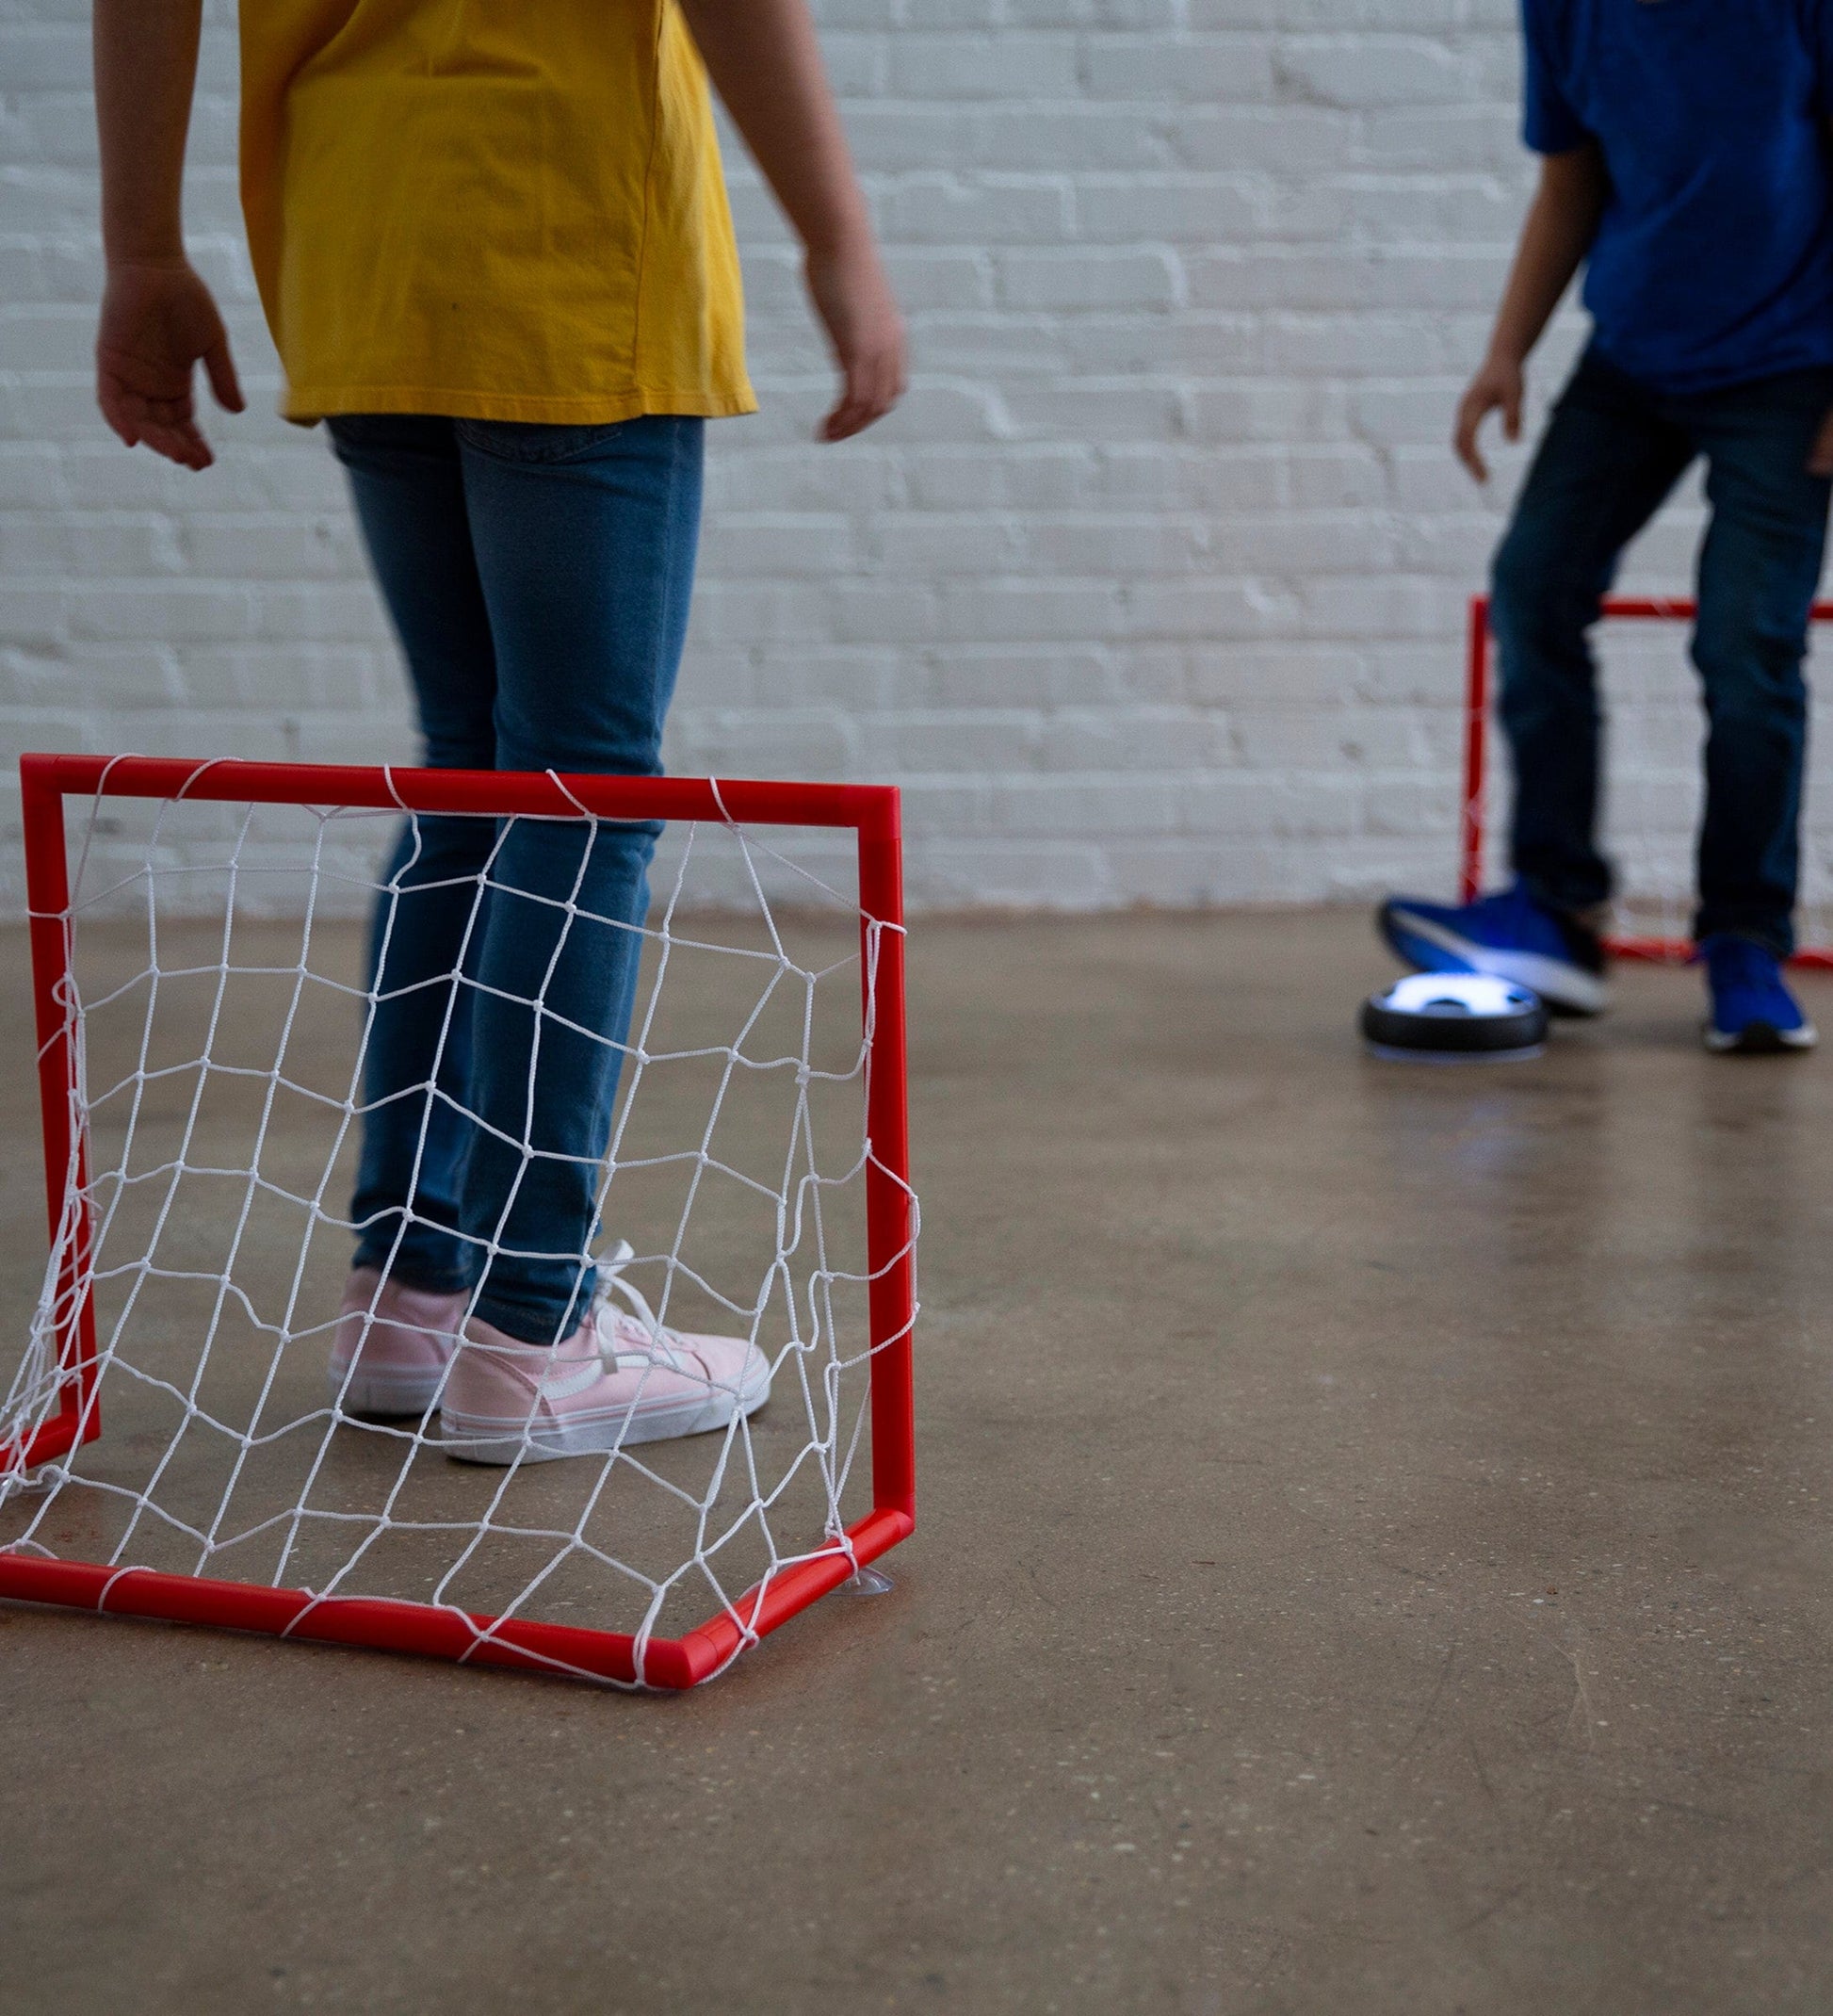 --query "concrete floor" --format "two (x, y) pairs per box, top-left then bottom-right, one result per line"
(3, 908), (1831, 2014)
